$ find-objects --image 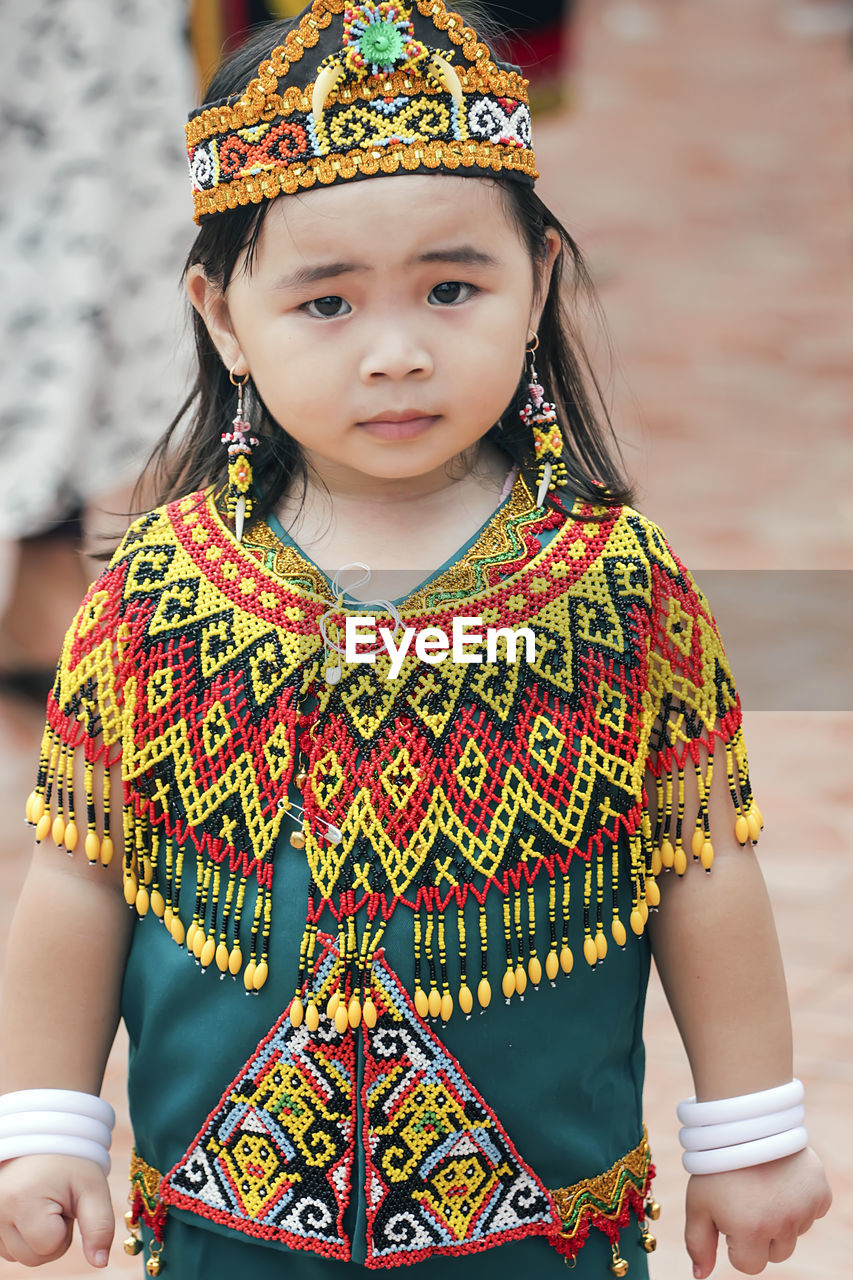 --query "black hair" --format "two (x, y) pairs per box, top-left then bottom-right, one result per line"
(143, 3), (634, 519)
